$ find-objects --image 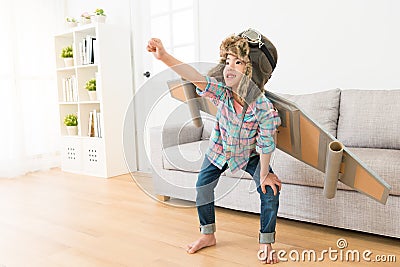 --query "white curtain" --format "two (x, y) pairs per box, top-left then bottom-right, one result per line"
(0, 0), (64, 178)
